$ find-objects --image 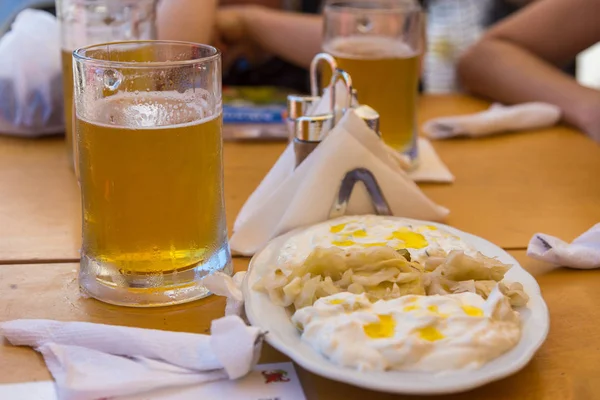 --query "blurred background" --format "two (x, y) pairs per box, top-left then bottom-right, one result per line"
(1, 0), (600, 139)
